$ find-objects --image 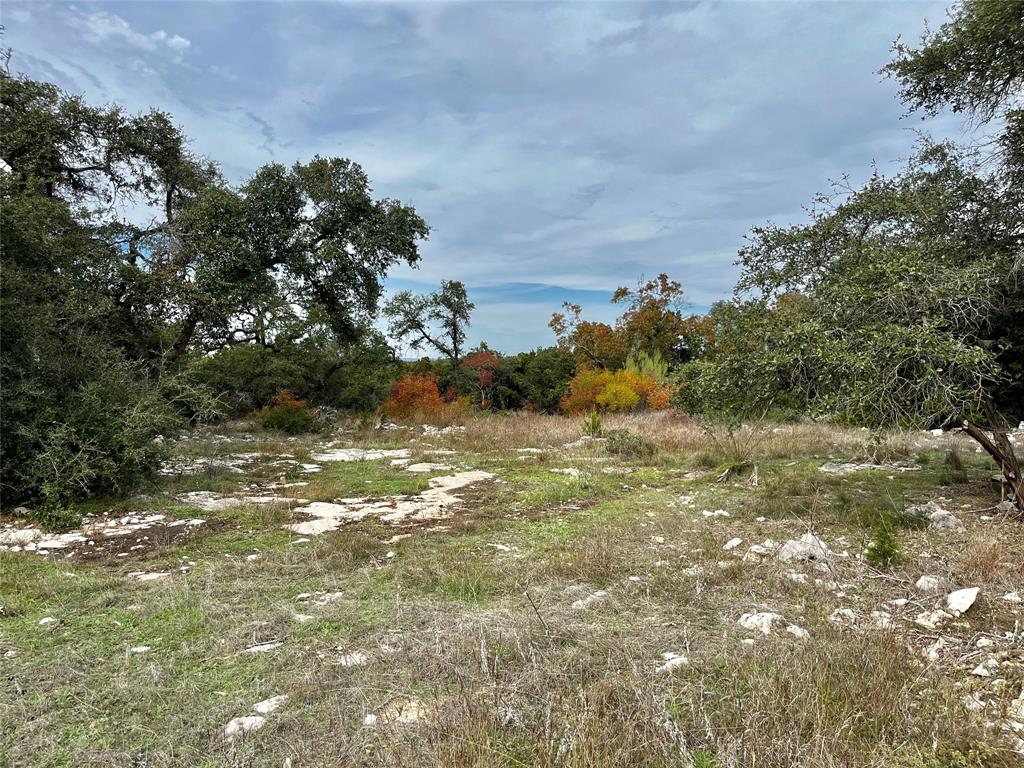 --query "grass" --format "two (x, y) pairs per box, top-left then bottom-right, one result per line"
(1, 414), (1021, 767)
